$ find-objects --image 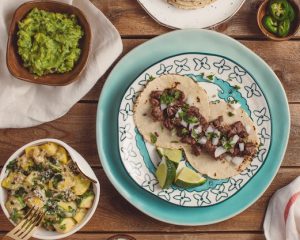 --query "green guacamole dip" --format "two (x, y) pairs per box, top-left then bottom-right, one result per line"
(17, 8), (84, 76)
